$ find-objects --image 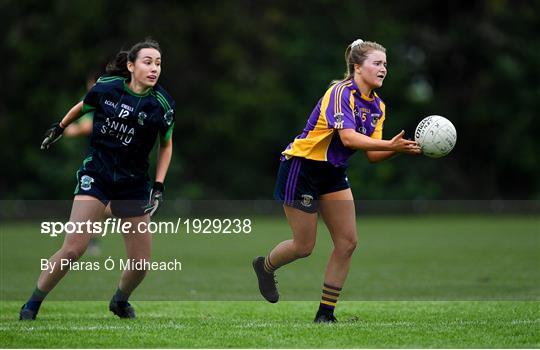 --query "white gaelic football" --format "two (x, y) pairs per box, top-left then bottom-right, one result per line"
(414, 115), (456, 158)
